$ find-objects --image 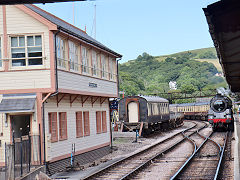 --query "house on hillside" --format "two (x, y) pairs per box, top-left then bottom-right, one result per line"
(0, 4), (121, 174)
(169, 81), (177, 90)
